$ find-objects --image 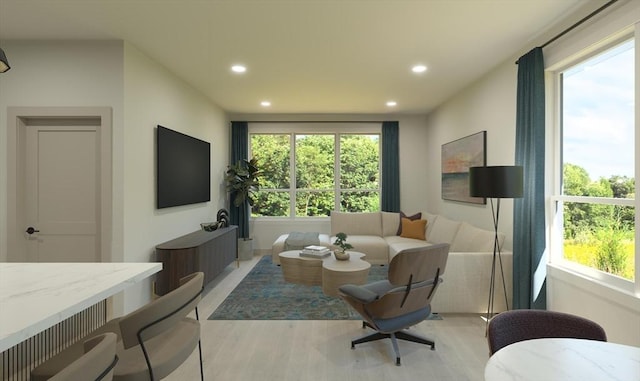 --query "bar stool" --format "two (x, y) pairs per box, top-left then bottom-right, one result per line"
(32, 272), (205, 381)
